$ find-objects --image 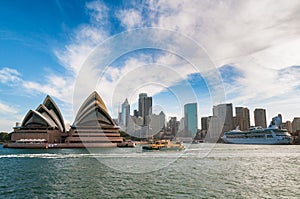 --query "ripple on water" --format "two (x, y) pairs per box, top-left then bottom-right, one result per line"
(0, 144), (299, 198)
